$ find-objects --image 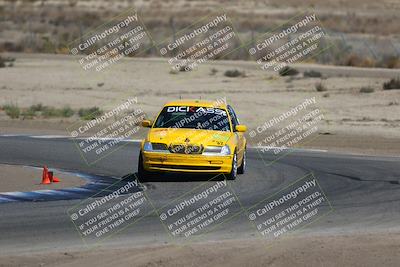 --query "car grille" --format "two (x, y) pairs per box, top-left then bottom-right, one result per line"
(169, 144), (203, 154)
(150, 164), (220, 170)
(152, 143), (168, 150)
